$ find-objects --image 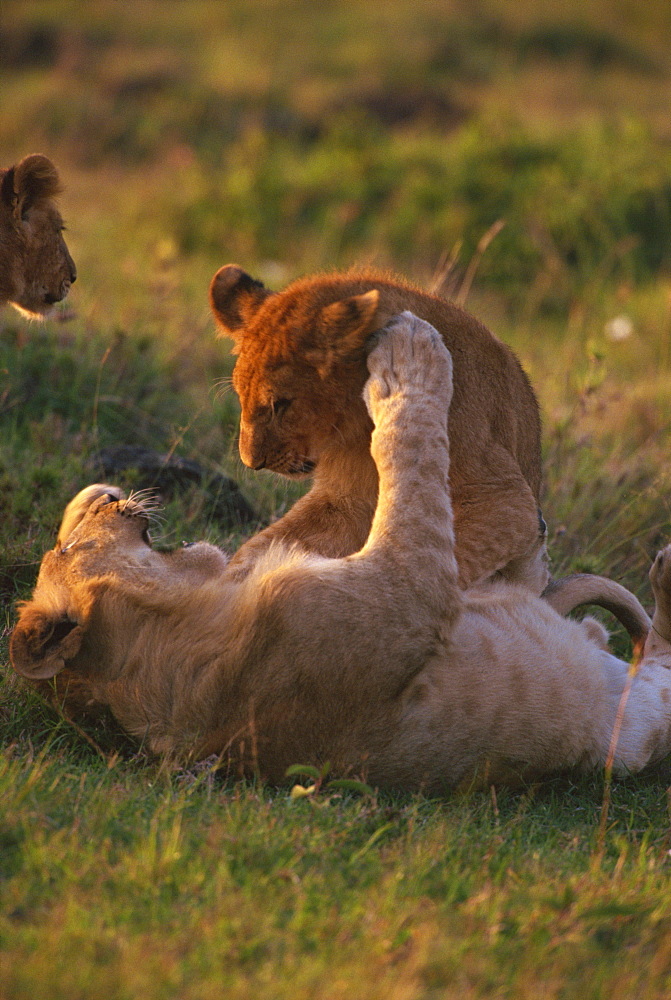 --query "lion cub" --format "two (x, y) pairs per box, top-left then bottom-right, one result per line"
(0, 154), (76, 318)
(10, 314), (671, 790)
(210, 265), (546, 592)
